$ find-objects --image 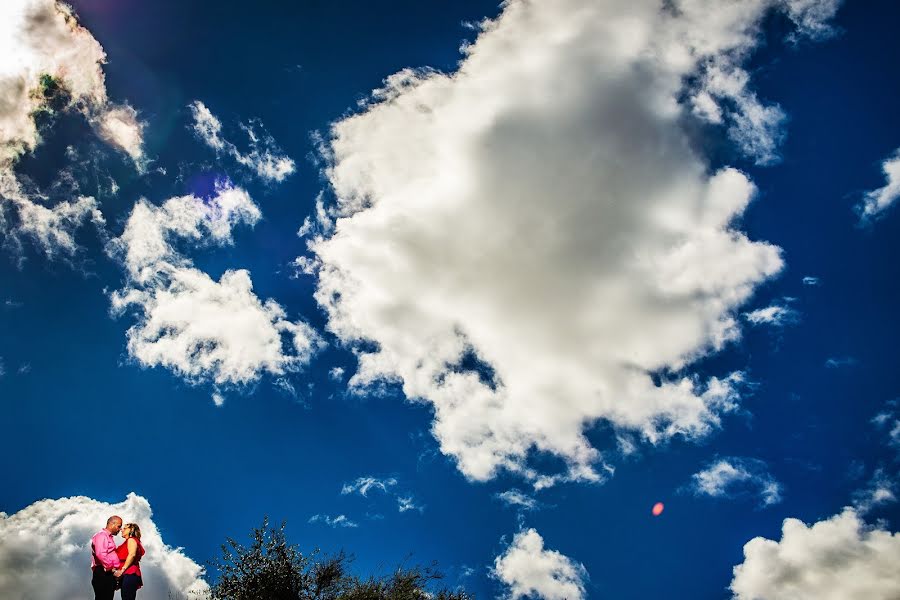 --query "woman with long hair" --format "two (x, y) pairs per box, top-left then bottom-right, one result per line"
(113, 523), (145, 600)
